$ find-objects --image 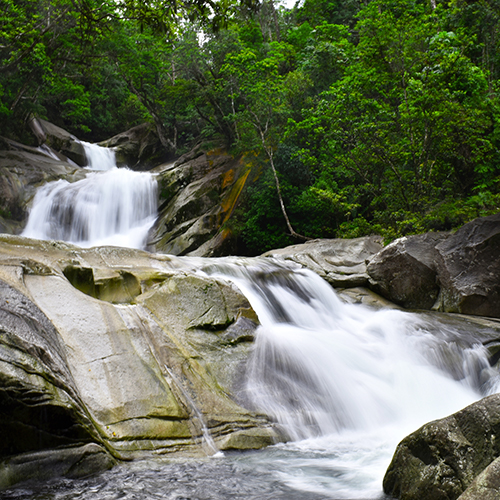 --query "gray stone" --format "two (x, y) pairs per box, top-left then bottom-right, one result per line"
(367, 233), (448, 309)
(458, 456), (500, 500)
(31, 117), (87, 166)
(0, 444), (116, 489)
(262, 236), (383, 287)
(99, 123), (169, 170)
(0, 235), (283, 490)
(150, 149), (256, 257)
(383, 393), (500, 500)
(0, 139), (85, 230)
(434, 214), (500, 318)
